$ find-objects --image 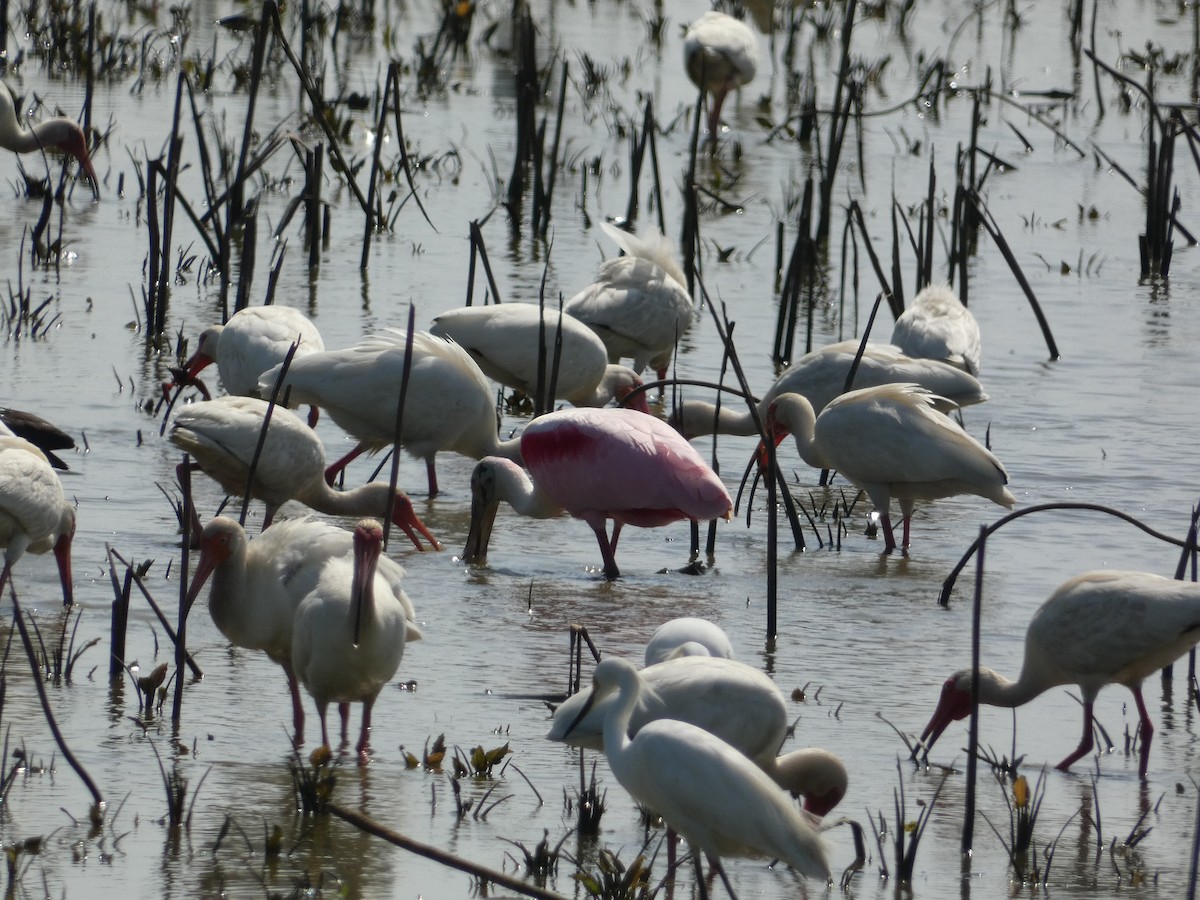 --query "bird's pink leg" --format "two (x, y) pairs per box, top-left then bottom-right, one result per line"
(324, 443), (368, 486)
(879, 513), (898, 553)
(338, 702), (351, 742)
(357, 697), (375, 766)
(610, 522), (624, 555)
(262, 505), (277, 530)
(0, 562), (12, 600)
(1131, 685), (1154, 777)
(283, 661), (305, 745)
(901, 516), (912, 550)
(707, 88), (729, 138)
(316, 702), (331, 750)
(590, 522), (621, 580)
(426, 459), (439, 498)
(1055, 699), (1096, 771)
